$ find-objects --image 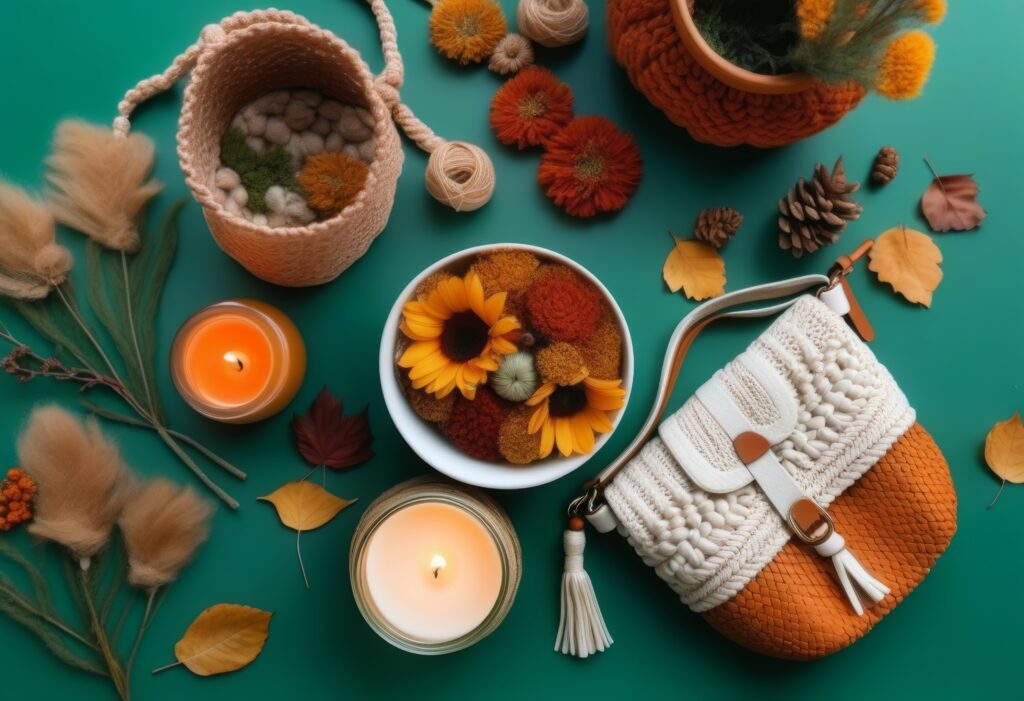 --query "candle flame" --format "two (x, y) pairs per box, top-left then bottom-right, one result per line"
(430, 554), (447, 579)
(223, 352), (244, 371)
